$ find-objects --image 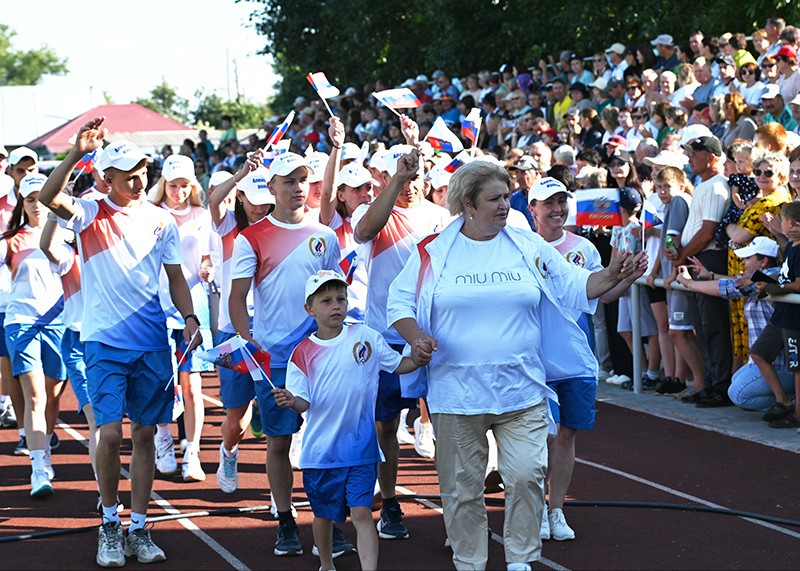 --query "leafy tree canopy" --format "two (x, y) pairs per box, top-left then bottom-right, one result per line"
(0, 24), (68, 85)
